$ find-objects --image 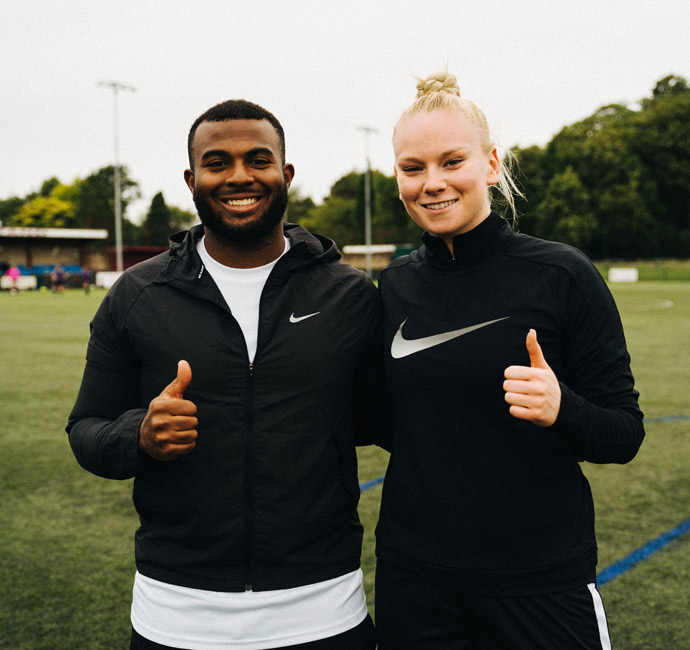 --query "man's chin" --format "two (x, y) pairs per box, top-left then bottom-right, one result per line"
(194, 187), (288, 246)
(203, 216), (283, 245)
